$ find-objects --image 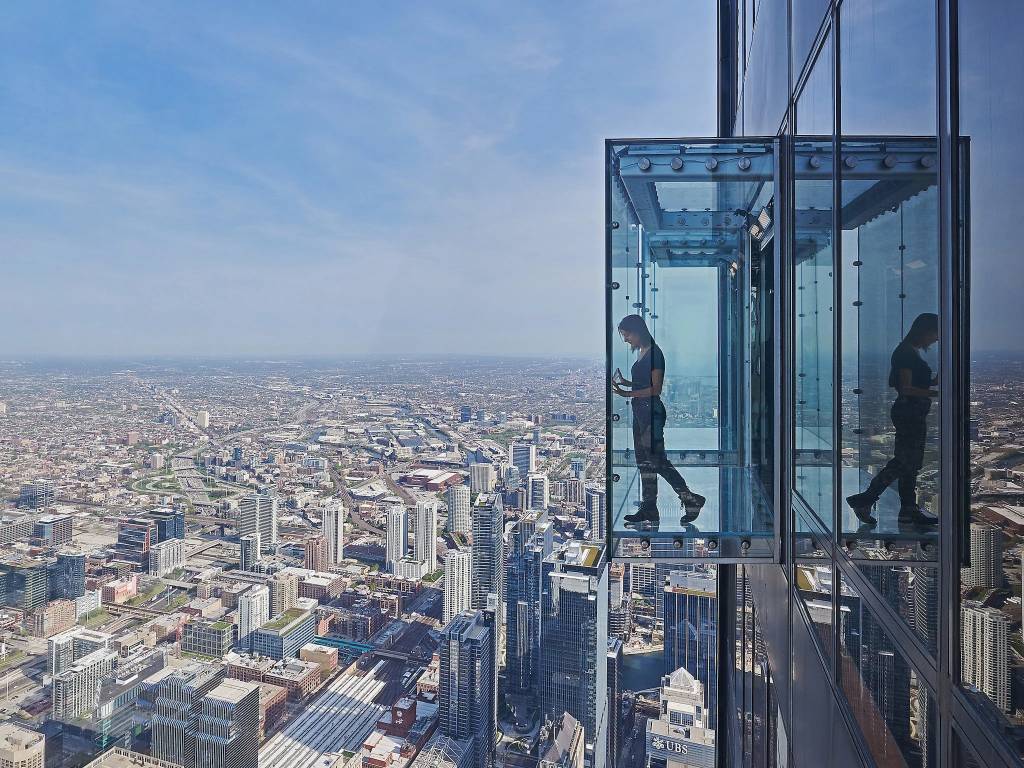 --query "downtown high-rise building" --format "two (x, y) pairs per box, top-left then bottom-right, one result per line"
(962, 601), (1011, 714)
(51, 648), (116, 720)
(469, 463), (496, 496)
(963, 523), (1003, 589)
(570, 457), (586, 481)
(53, 550), (86, 599)
(152, 664), (226, 768)
(663, 570), (719, 728)
(194, 679), (260, 768)
(527, 473), (550, 511)
(238, 535), (257, 572)
(584, 487), (606, 542)
(414, 499), (438, 571)
(321, 500), (345, 567)
(446, 484), (472, 536)
(471, 494), (503, 612)
(540, 541), (608, 768)
(438, 609), (497, 768)
(238, 491), (278, 554)
(509, 442), (536, 481)
(443, 549), (473, 625)
(505, 521), (551, 707)
(268, 572), (299, 617)
(304, 536), (327, 572)
(386, 506), (409, 573)
(237, 584), (269, 652)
